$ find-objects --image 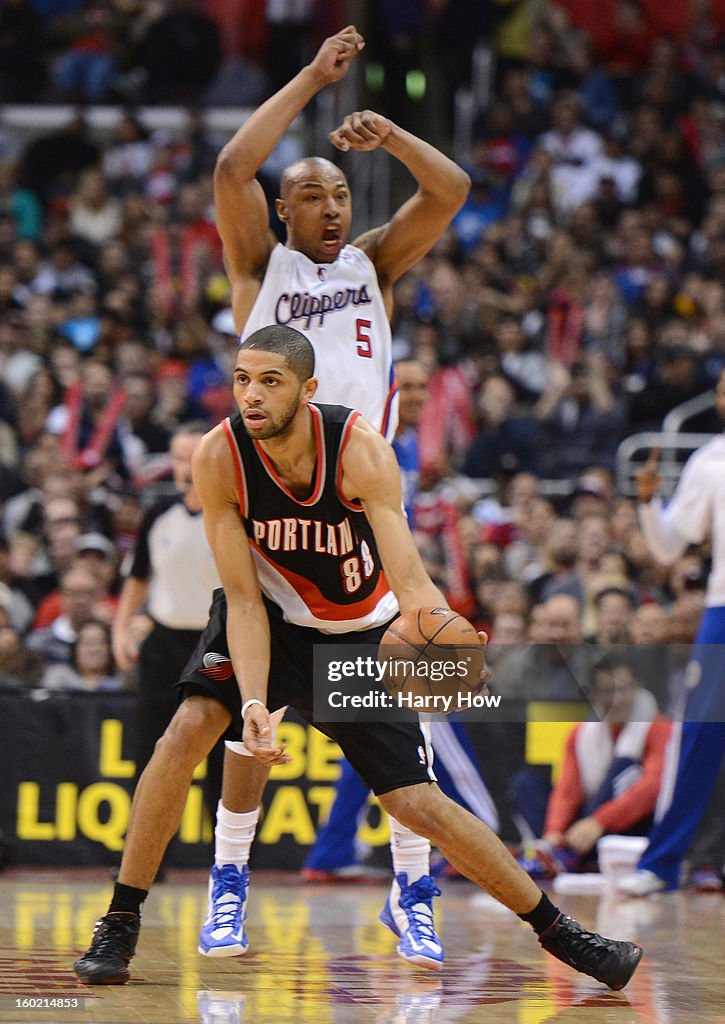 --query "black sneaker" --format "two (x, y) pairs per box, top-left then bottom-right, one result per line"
(539, 914), (642, 990)
(74, 912), (140, 984)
